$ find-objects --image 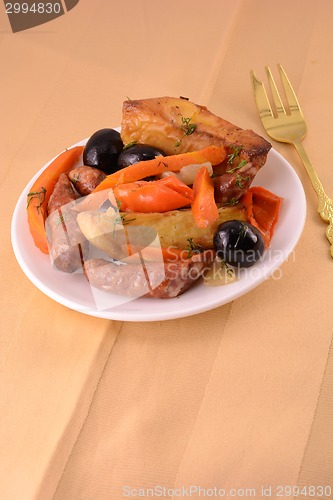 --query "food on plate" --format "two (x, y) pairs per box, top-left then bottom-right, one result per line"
(203, 258), (237, 287)
(114, 176), (195, 213)
(118, 143), (166, 169)
(241, 186), (283, 247)
(47, 173), (88, 273)
(83, 251), (214, 299)
(77, 205), (247, 259)
(91, 145), (227, 193)
(121, 97), (272, 206)
(48, 173), (80, 214)
(191, 164), (218, 228)
(213, 220), (265, 268)
(68, 166), (106, 195)
(121, 97), (271, 158)
(83, 128), (124, 174)
(26, 96), (283, 300)
(213, 161), (258, 205)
